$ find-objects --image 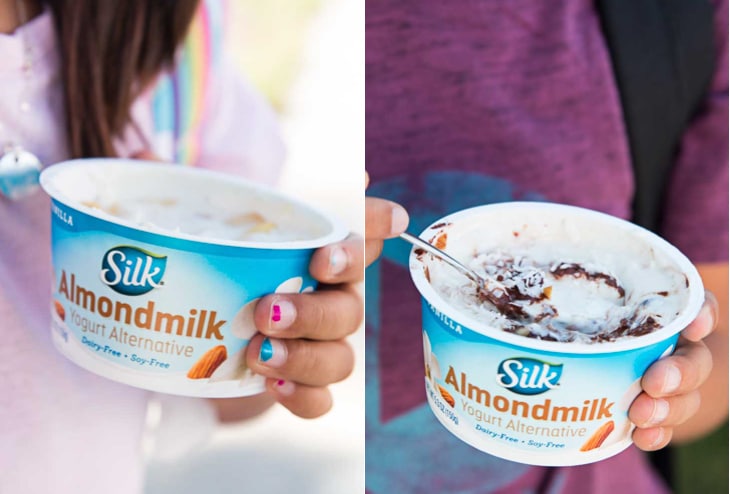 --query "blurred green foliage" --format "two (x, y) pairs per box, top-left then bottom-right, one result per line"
(675, 422), (728, 494)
